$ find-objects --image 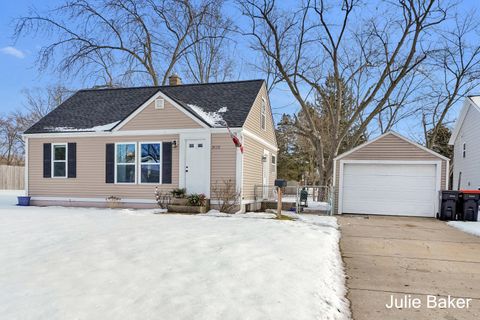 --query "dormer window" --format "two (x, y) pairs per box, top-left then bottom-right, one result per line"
(261, 98), (266, 130)
(155, 98), (165, 109)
